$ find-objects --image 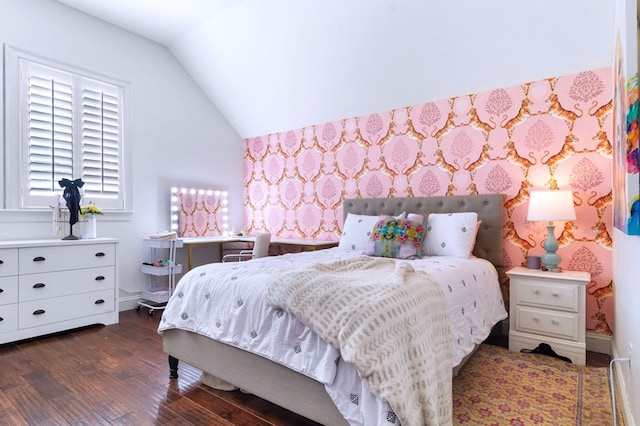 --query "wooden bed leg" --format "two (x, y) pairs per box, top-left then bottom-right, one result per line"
(169, 355), (179, 379)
